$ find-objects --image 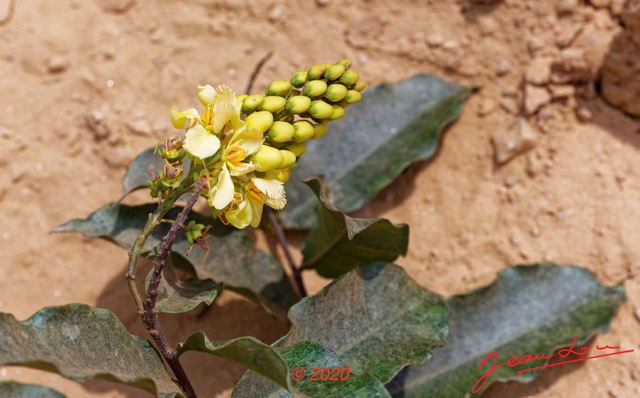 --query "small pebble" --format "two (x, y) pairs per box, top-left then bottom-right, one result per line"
(577, 106), (593, 122)
(47, 56), (68, 73)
